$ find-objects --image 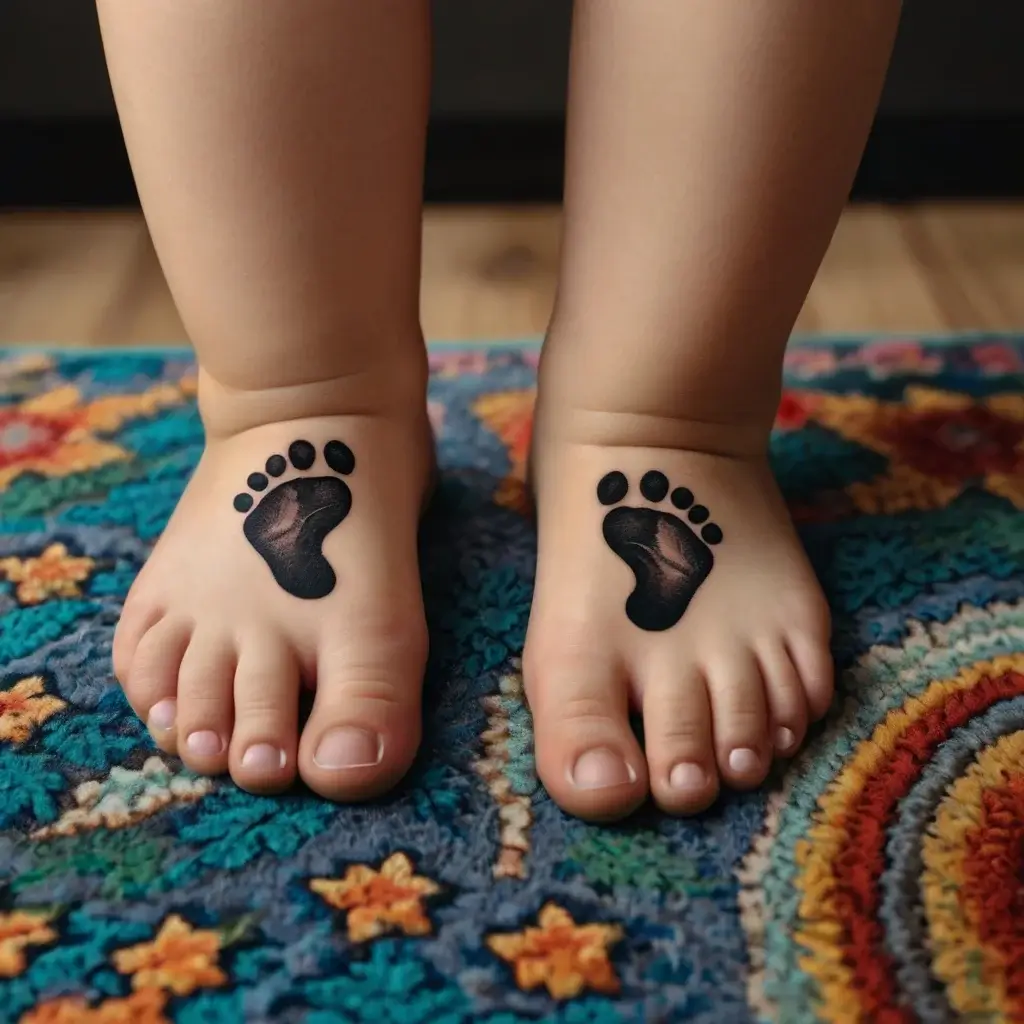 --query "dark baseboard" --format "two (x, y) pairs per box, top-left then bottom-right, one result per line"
(2, 114), (1023, 208)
